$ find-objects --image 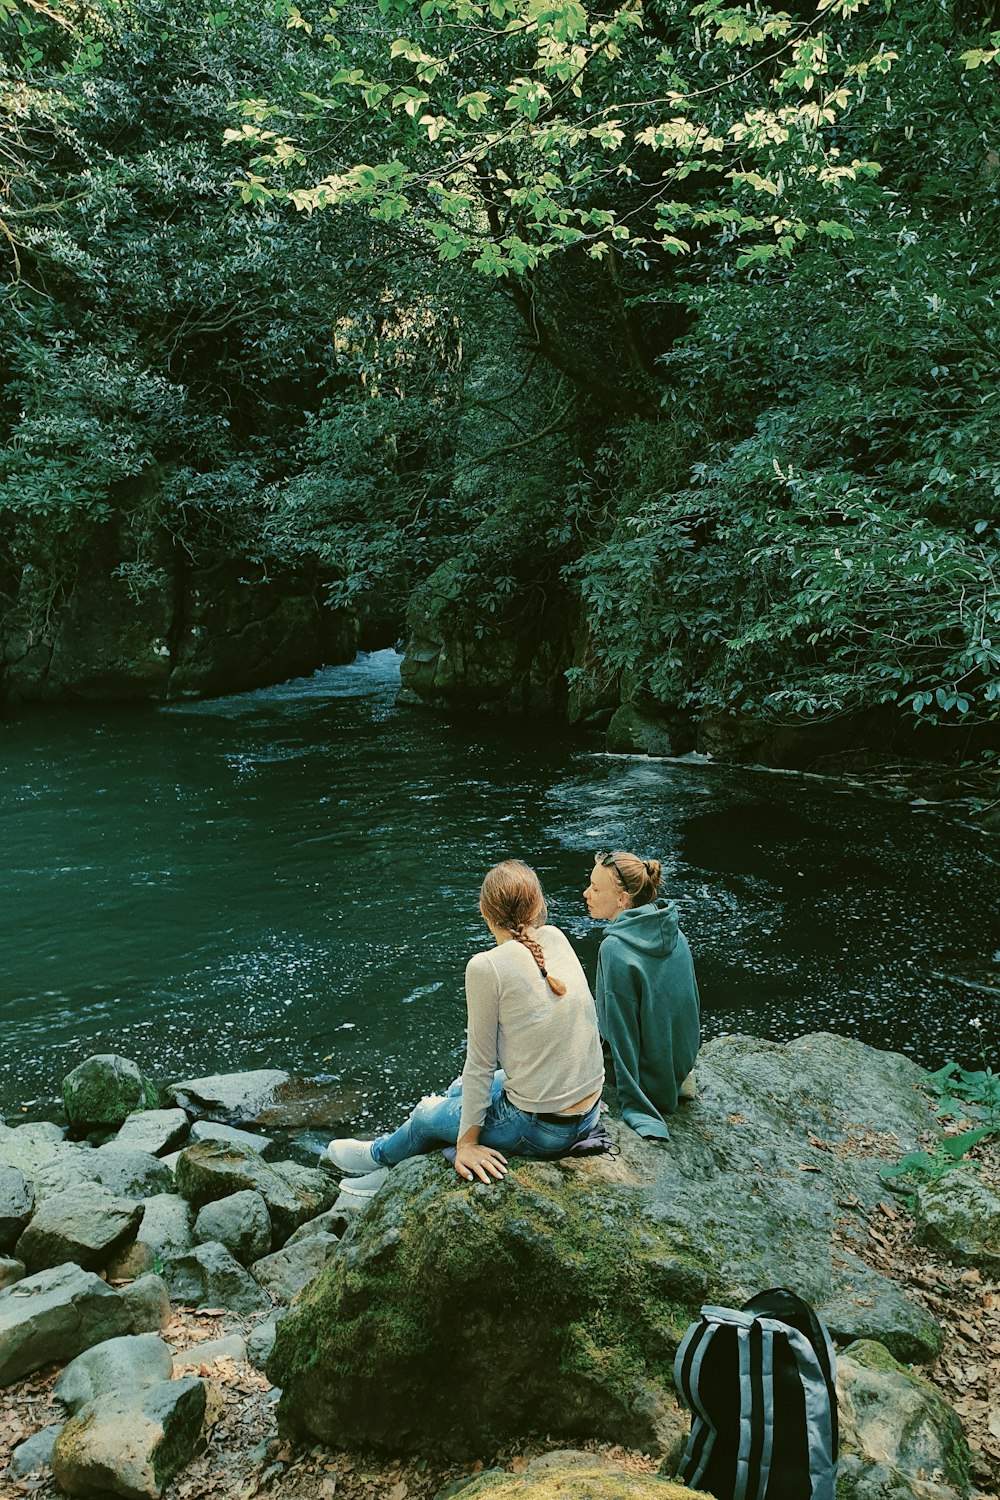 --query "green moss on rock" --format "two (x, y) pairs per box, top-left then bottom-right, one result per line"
(447, 1467), (702, 1500)
(62, 1055), (157, 1132)
(270, 1157), (711, 1458)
